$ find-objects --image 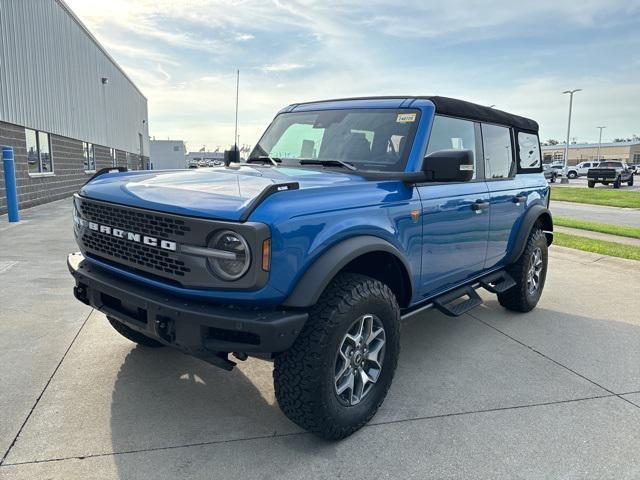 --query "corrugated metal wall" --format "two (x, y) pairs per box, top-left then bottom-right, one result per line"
(0, 0), (149, 155)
